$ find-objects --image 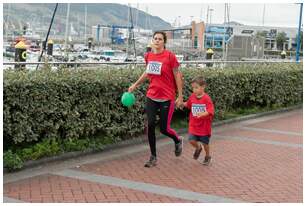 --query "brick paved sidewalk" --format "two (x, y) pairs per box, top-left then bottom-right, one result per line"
(3, 109), (303, 203)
